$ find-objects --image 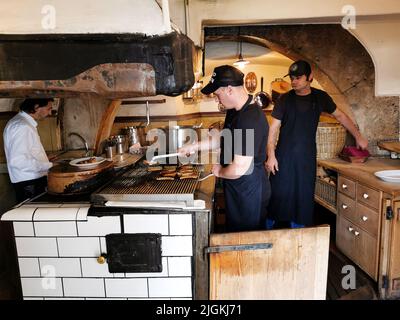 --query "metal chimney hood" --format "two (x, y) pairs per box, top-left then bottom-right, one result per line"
(0, 32), (195, 98)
